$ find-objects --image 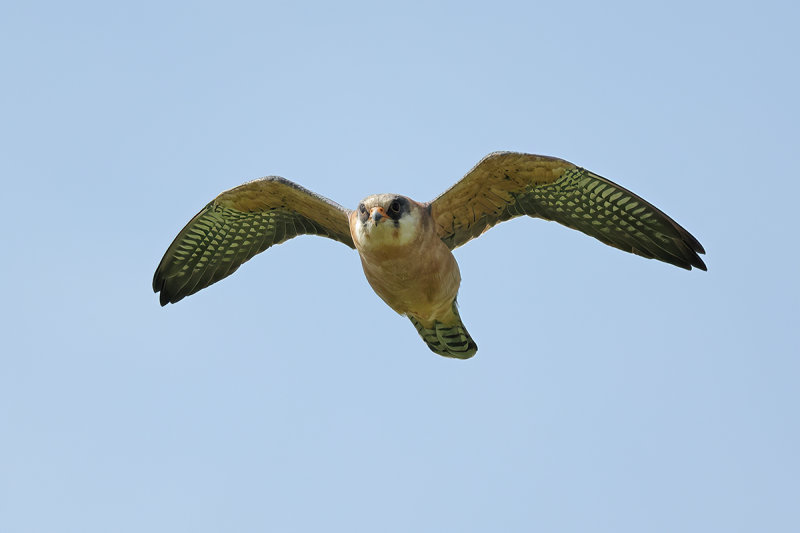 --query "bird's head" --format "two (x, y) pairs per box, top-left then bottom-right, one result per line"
(350, 194), (425, 251)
